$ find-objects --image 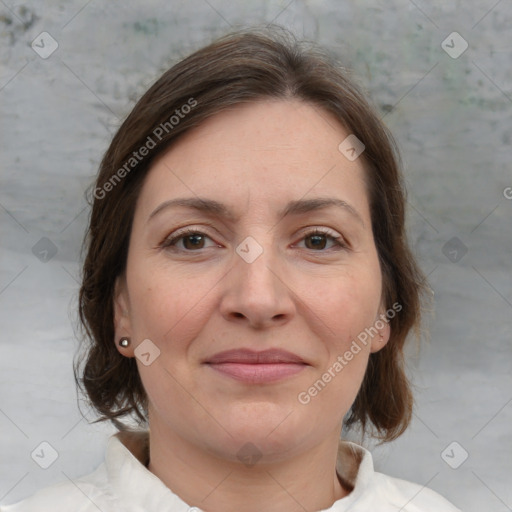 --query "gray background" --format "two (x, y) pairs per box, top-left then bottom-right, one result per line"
(1, 1), (511, 510)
